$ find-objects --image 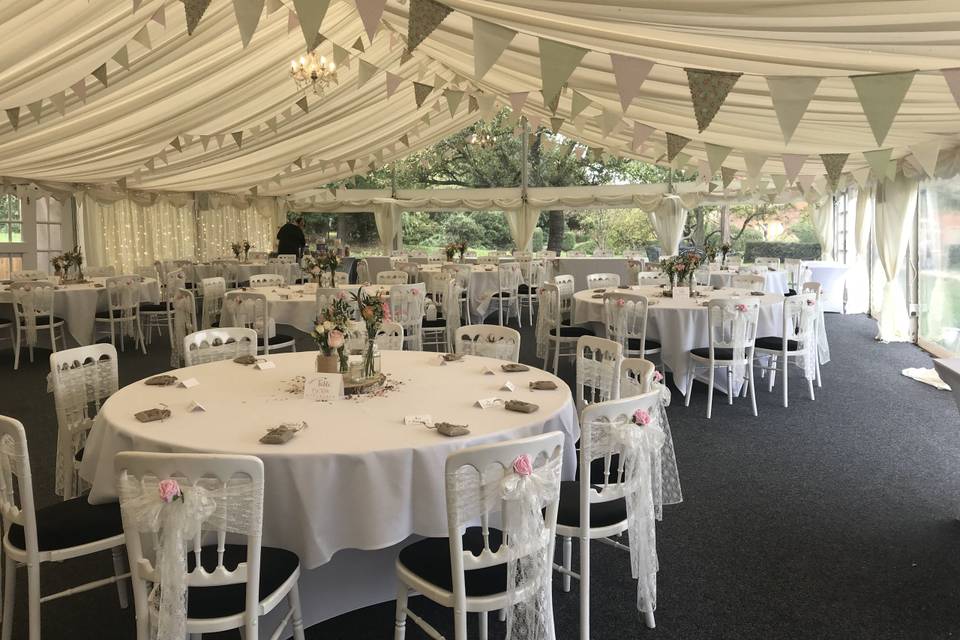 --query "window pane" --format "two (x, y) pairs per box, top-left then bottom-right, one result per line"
(48, 224), (61, 251)
(47, 200), (62, 223)
(0, 256), (7, 280)
(11, 255), (21, 273)
(919, 178), (960, 355)
(35, 224), (47, 250)
(10, 223), (21, 243)
(35, 198), (47, 222)
(0, 223), (8, 241)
